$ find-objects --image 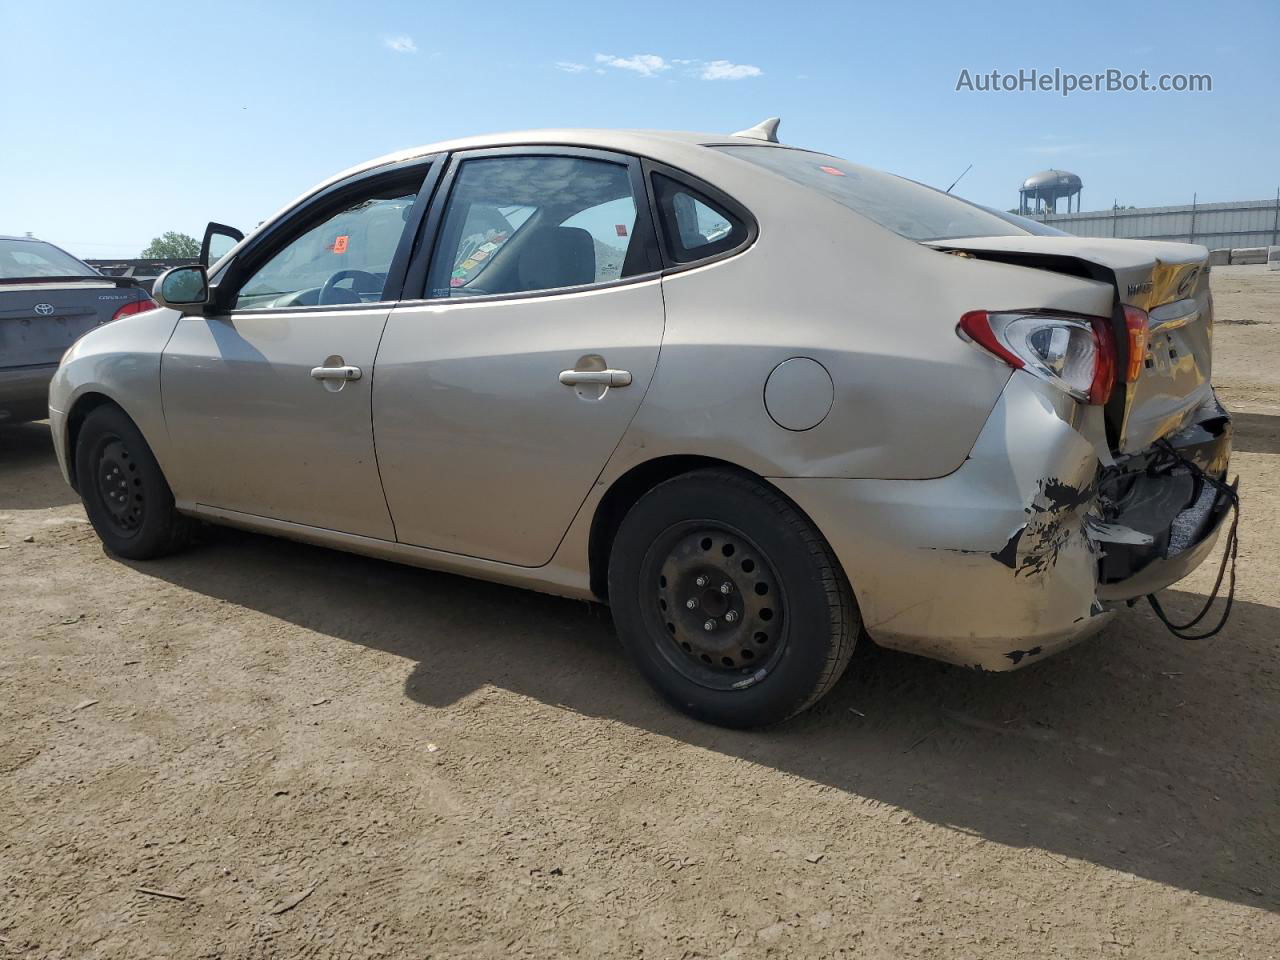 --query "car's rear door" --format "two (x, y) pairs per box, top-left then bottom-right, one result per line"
(161, 158), (440, 538)
(373, 147), (665, 566)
